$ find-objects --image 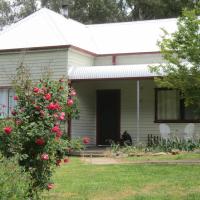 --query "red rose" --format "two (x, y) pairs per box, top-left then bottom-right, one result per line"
(67, 99), (74, 106)
(41, 153), (49, 160)
(56, 131), (63, 138)
(47, 102), (60, 110)
(51, 125), (60, 133)
(56, 159), (62, 166)
(47, 103), (56, 110)
(35, 138), (45, 146)
(3, 127), (12, 135)
(34, 105), (41, 111)
(54, 102), (61, 110)
(13, 96), (19, 100)
(33, 87), (40, 93)
(44, 93), (51, 100)
(47, 183), (54, 190)
(83, 137), (90, 144)
(64, 158), (69, 163)
(11, 110), (17, 116)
